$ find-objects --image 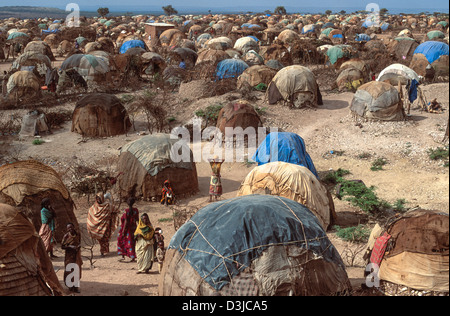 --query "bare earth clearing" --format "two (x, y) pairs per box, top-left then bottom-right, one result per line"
(0, 54), (449, 296)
